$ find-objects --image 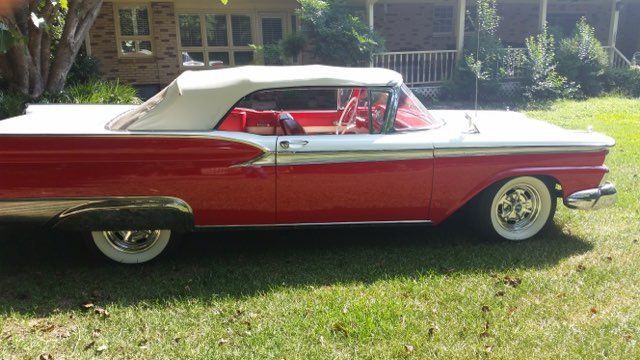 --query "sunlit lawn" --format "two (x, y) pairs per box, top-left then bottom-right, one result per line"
(0, 96), (639, 359)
